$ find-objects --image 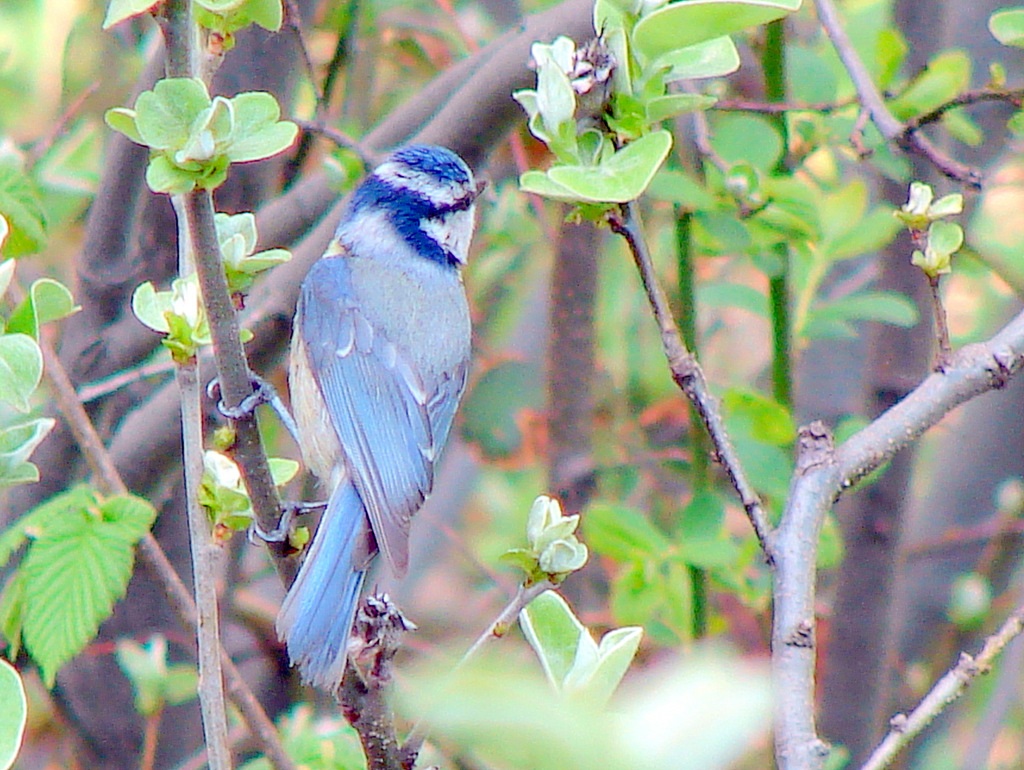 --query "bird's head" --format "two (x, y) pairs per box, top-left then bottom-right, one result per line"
(349, 144), (481, 268)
